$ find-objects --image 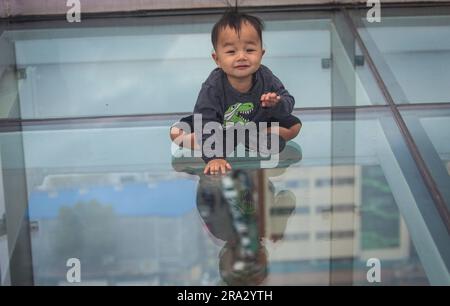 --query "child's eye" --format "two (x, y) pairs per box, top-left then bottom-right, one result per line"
(226, 50), (235, 54)
(247, 49), (255, 52)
